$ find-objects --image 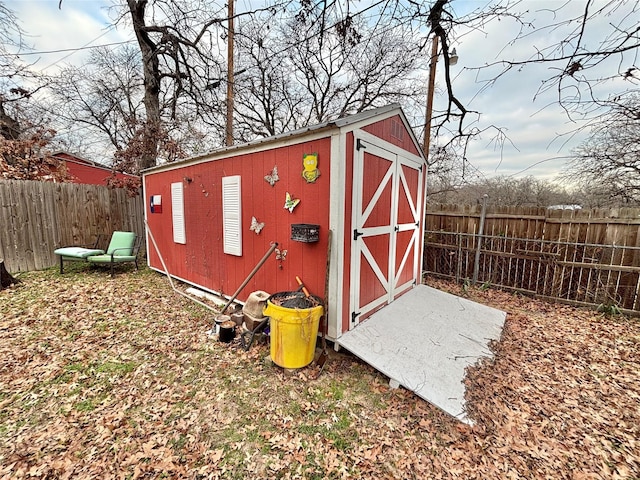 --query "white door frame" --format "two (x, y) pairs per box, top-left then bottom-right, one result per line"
(349, 131), (424, 329)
